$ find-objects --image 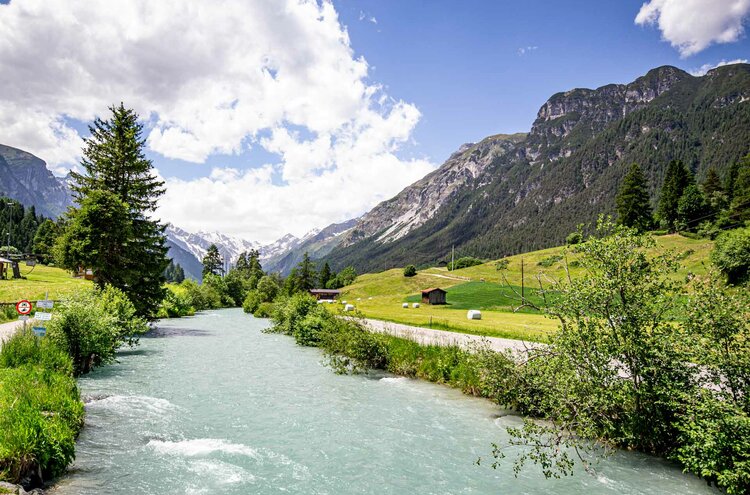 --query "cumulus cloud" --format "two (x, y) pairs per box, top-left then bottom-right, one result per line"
(517, 46), (538, 56)
(0, 0), (435, 241)
(689, 58), (749, 75)
(635, 0), (750, 56)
